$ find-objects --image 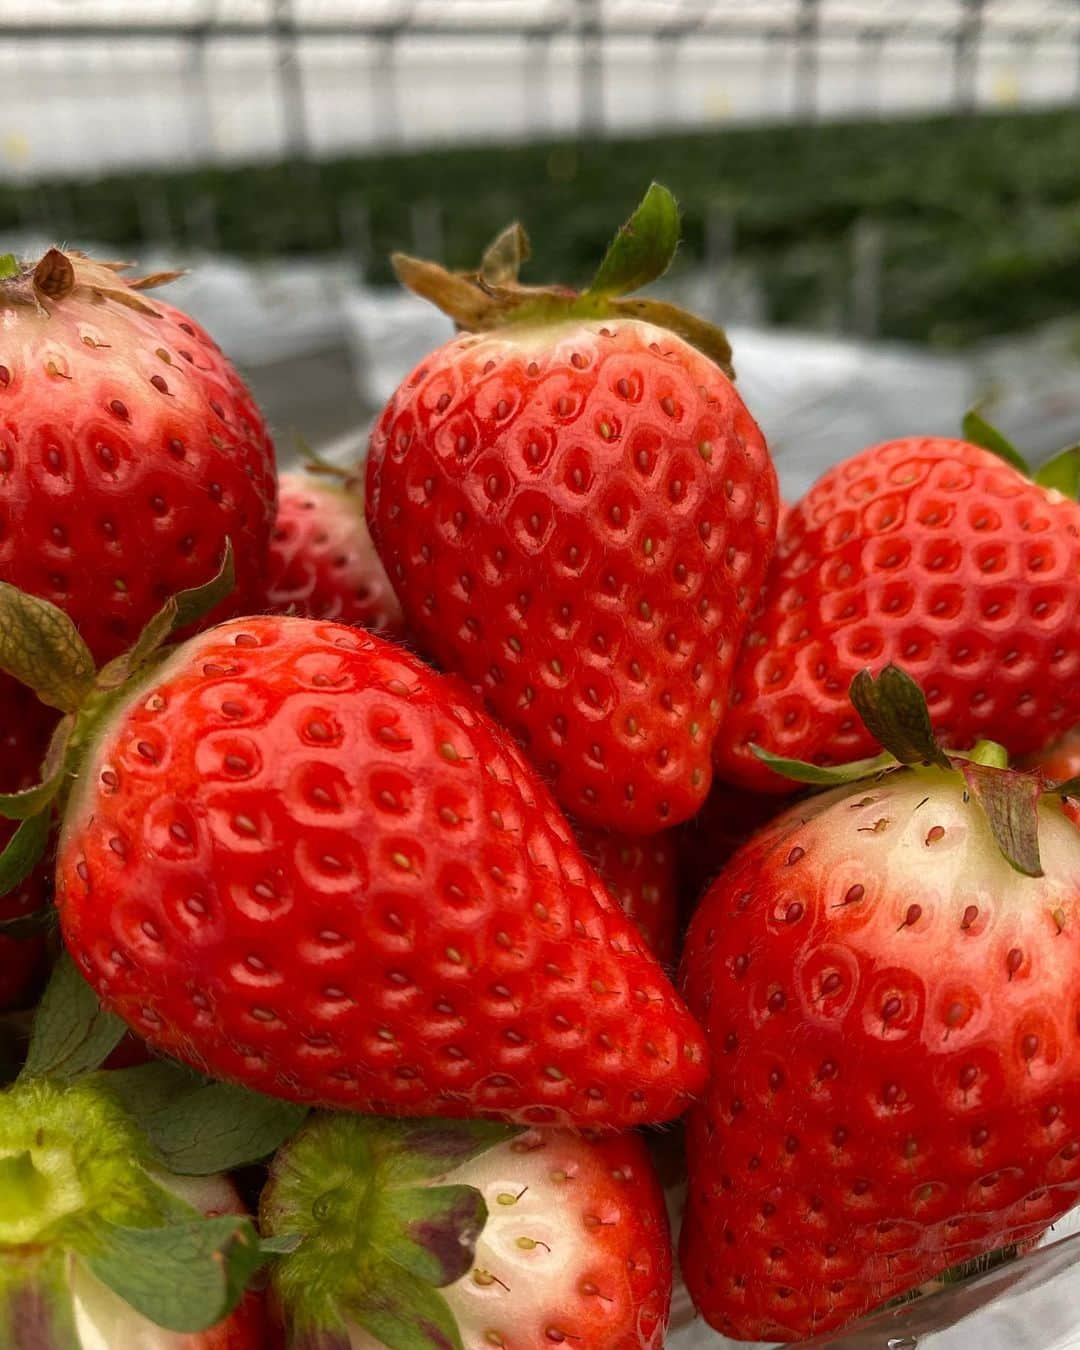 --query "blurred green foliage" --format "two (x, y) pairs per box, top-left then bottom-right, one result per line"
(3, 107), (1080, 347)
